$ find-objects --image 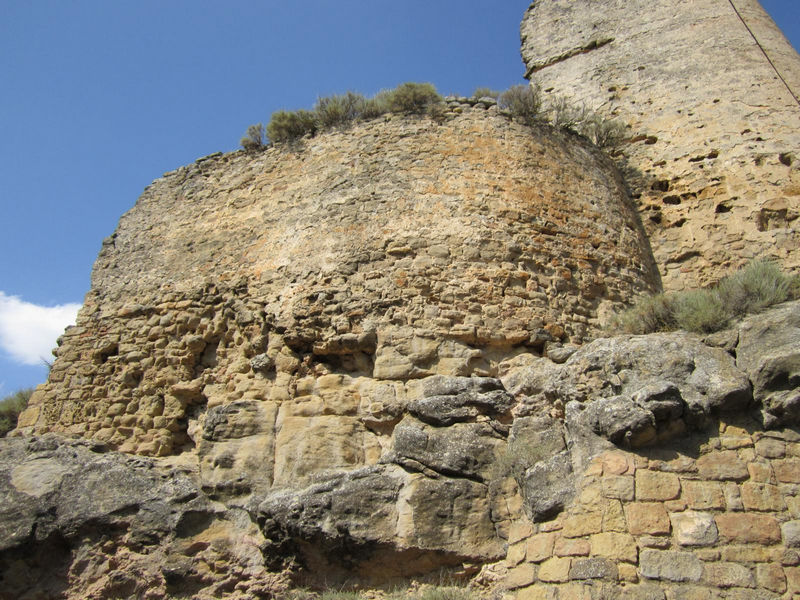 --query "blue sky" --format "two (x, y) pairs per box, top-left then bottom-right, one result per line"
(0, 1), (798, 396)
